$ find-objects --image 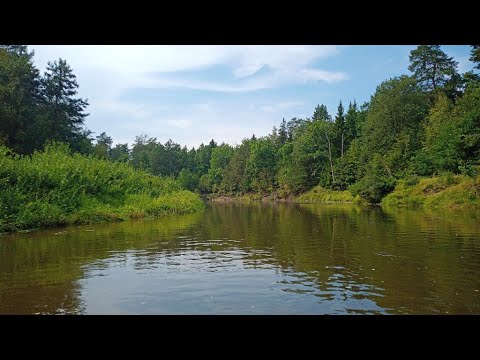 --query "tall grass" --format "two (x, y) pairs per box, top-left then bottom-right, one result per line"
(0, 143), (205, 233)
(295, 185), (354, 203)
(382, 173), (480, 209)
